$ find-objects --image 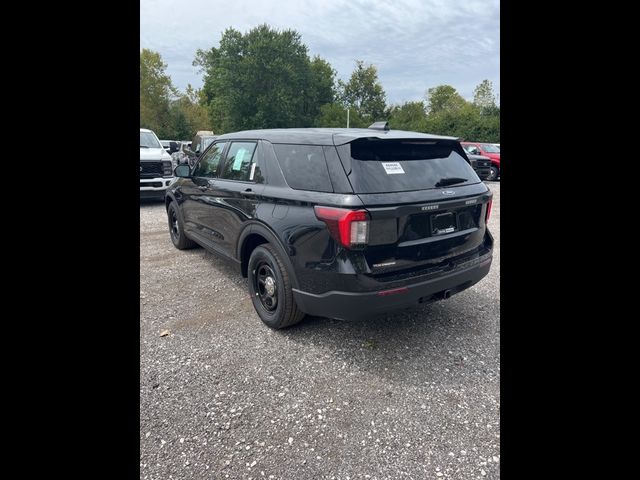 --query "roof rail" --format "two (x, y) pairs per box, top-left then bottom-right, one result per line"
(368, 121), (389, 131)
